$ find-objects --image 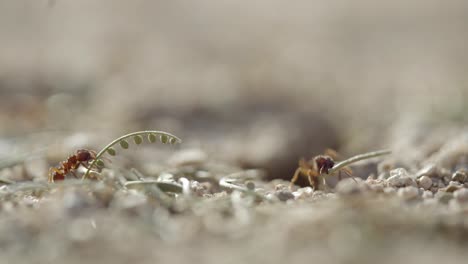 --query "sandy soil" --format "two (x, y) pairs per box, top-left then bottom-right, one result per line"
(0, 1), (468, 263)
